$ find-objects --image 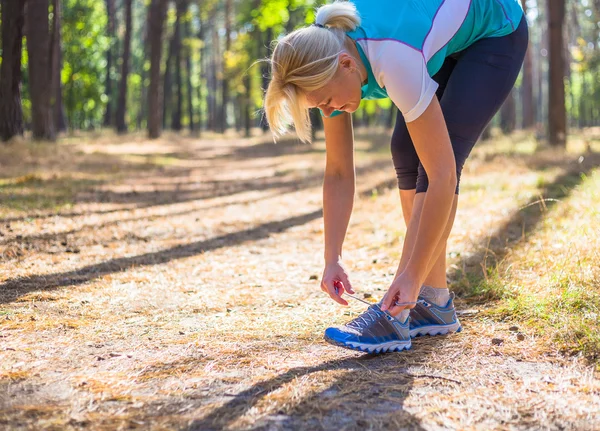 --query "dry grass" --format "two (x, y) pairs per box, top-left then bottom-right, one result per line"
(0, 127), (599, 430)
